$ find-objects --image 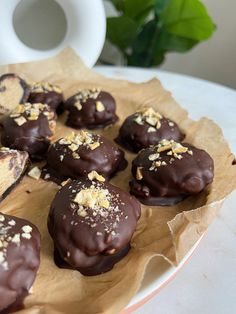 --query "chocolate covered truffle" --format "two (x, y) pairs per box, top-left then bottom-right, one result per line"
(0, 73), (30, 119)
(117, 107), (184, 152)
(28, 82), (63, 113)
(0, 213), (40, 313)
(130, 139), (214, 206)
(0, 147), (29, 201)
(1, 103), (56, 160)
(64, 88), (118, 129)
(44, 130), (127, 182)
(48, 172), (141, 276)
